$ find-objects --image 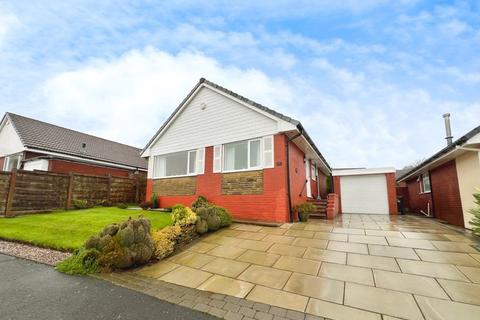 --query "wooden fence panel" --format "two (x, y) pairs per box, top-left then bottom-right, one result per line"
(11, 171), (69, 212)
(110, 177), (136, 203)
(72, 174), (109, 204)
(0, 172), (10, 213)
(0, 170), (145, 217)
